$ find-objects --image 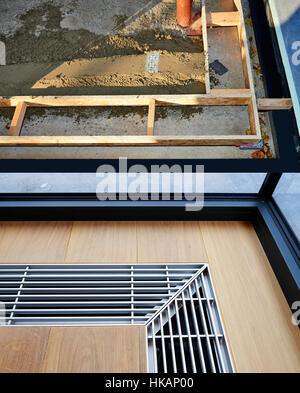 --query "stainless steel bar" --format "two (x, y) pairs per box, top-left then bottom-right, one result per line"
(160, 312), (167, 373)
(8, 316), (150, 320)
(147, 334), (224, 338)
(0, 286), (180, 294)
(193, 279), (216, 373)
(10, 308), (157, 314)
(0, 293), (174, 298)
(0, 267), (201, 272)
(152, 321), (158, 373)
(200, 273), (226, 373)
(167, 304), (177, 373)
(174, 295), (187, 373)
(181, 290), (197, 373)
(2, 300), (166, 305)
(0, 273), (195, 278)
(131, 266), (134, 325)
(188, 284), (207, 373)
(8, 266), (29, 326)
(0, 280), (186, 285)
